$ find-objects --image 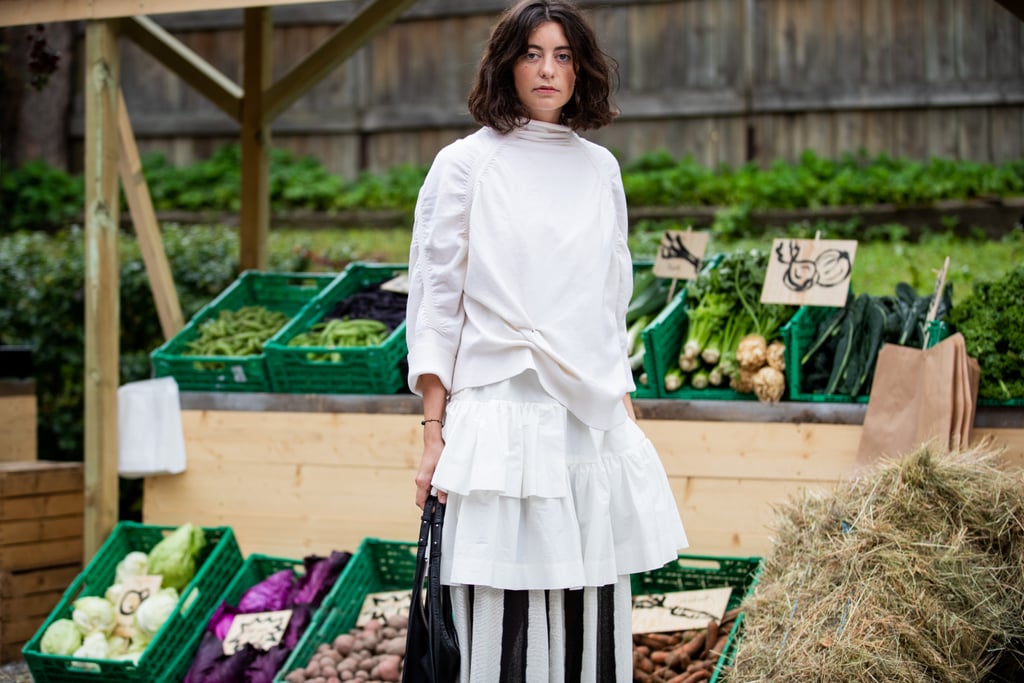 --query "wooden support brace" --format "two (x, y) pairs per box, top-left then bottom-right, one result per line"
(120, 15), (243, 122)
(116, 91), (185, 340)
(263, 0), (419, 122)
